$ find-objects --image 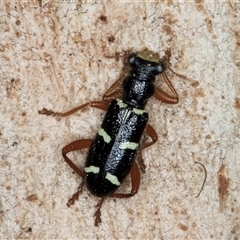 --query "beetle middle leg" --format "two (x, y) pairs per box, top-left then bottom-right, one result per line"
(137, 124), (158, 172)
(94, 198), (105, 226)
(141, 124), (158, 150)
(62, 139), (92, 206)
